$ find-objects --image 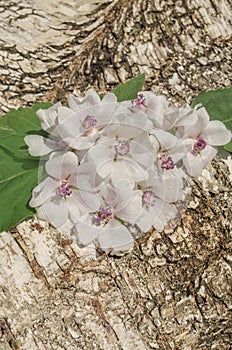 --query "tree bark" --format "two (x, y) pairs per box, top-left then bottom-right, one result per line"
(0, 1), (232, 349)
